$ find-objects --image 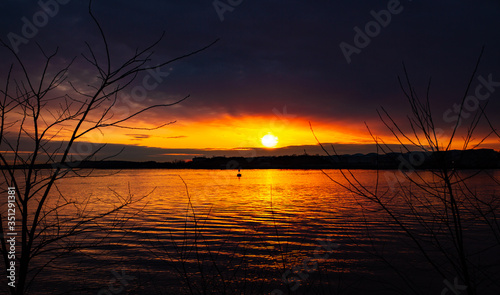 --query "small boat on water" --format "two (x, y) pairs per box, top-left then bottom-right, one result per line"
(237, 169), (241, 177)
